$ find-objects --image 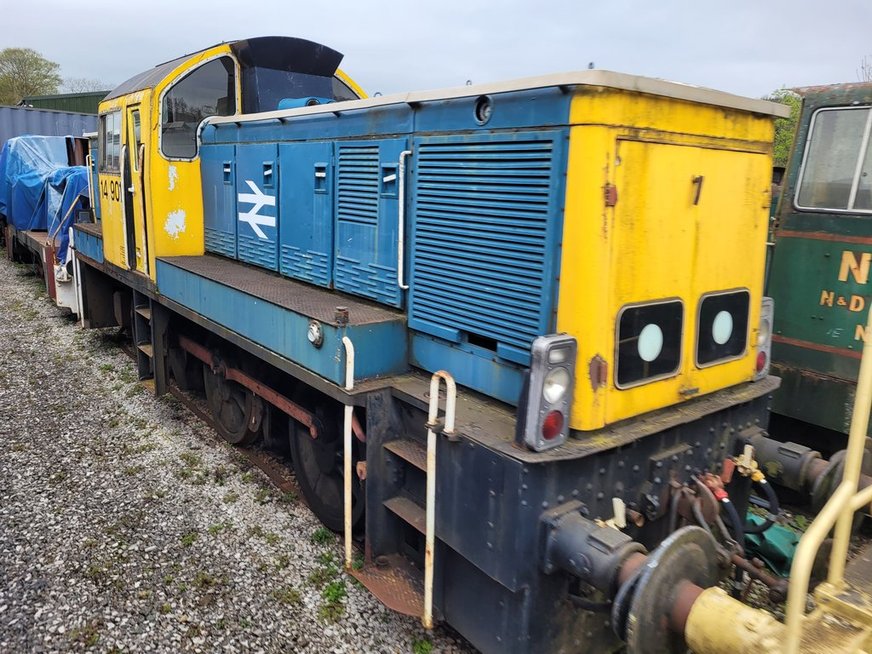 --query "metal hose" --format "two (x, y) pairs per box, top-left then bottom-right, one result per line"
(744, 478), (780, 534)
